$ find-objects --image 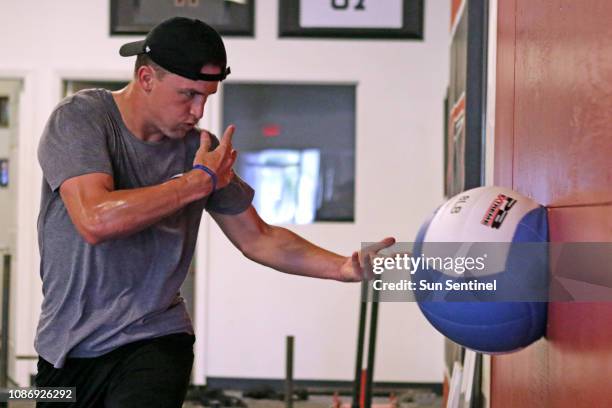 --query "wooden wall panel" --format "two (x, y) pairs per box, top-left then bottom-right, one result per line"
(493, 206), (612, 408)
(492, 0), (515, 189)
(512, 1), (612, 207)
(547, 205), (612, 407)
(490, 340), (548, 407)
(492, 1), (612, 407)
